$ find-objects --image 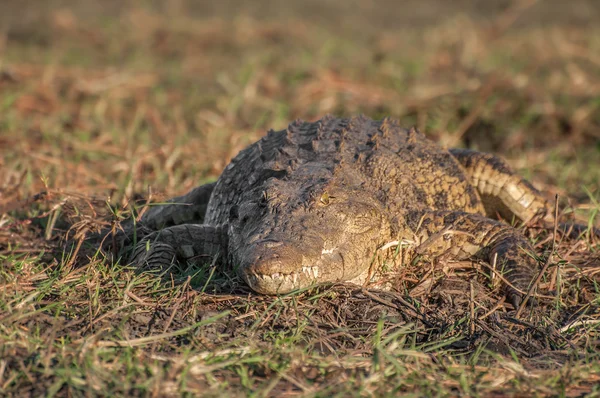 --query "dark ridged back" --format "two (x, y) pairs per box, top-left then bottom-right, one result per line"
(204, 115), (484, 227)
